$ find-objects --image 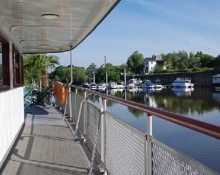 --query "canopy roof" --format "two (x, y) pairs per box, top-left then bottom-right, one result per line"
(0, 0), (120, 53)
